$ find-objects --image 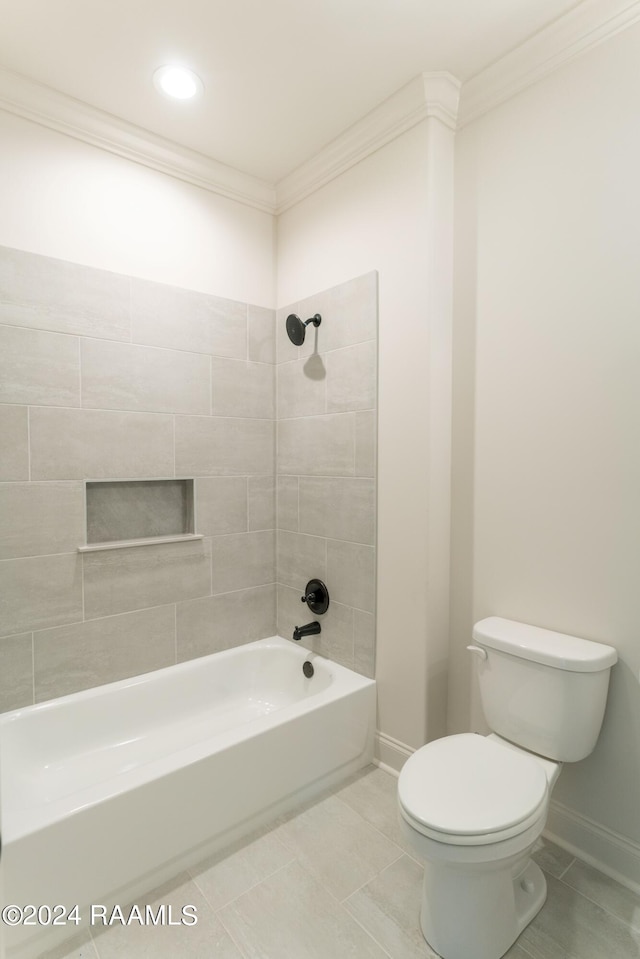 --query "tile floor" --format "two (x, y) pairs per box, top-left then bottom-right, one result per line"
(41, 765), (640, 959)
